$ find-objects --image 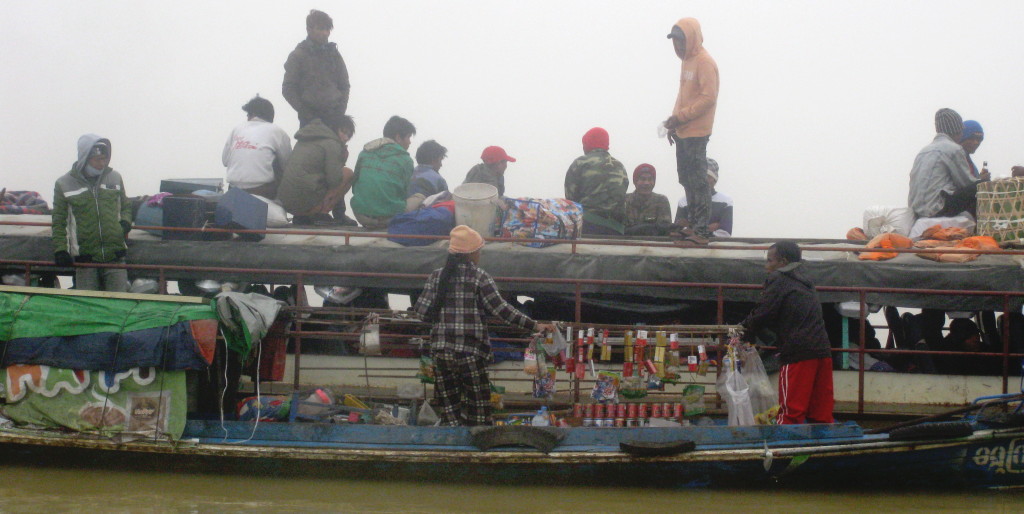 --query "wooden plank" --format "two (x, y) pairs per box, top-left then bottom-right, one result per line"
(0, 285), (207, 304)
